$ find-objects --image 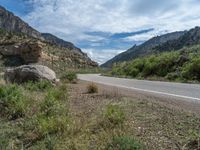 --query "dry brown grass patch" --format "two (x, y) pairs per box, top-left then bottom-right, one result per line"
(87, 82), (98, 94)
